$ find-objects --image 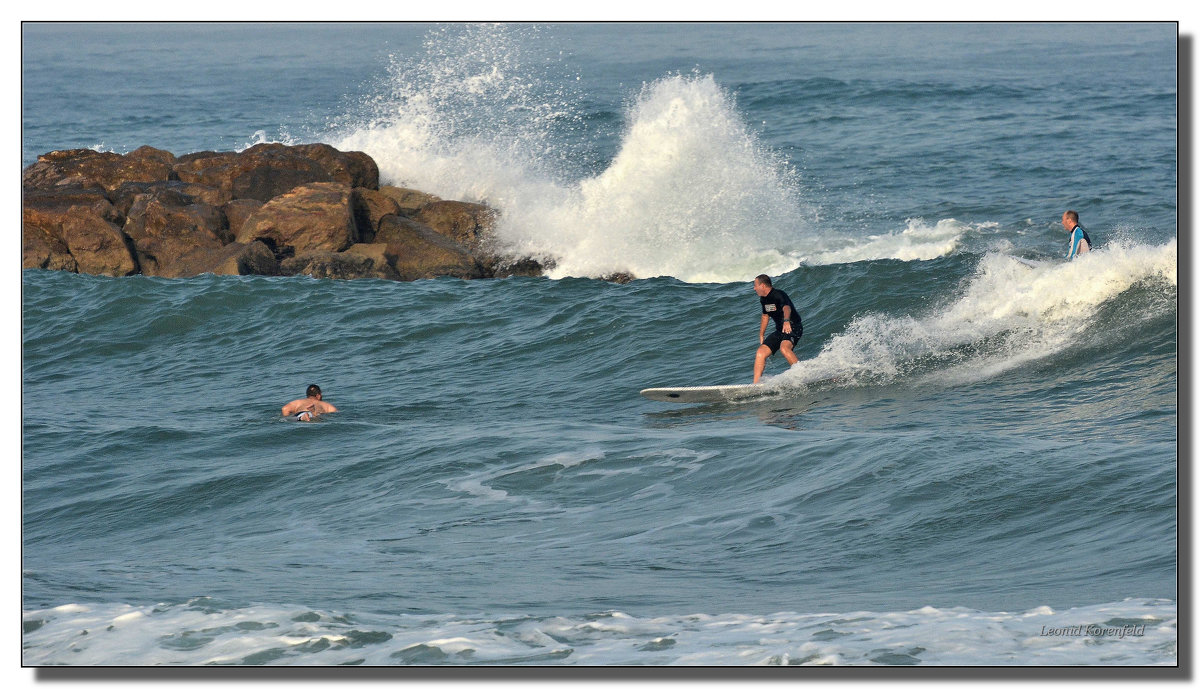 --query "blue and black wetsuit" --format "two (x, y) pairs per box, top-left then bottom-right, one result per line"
(1067, 225), (1092, 260)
